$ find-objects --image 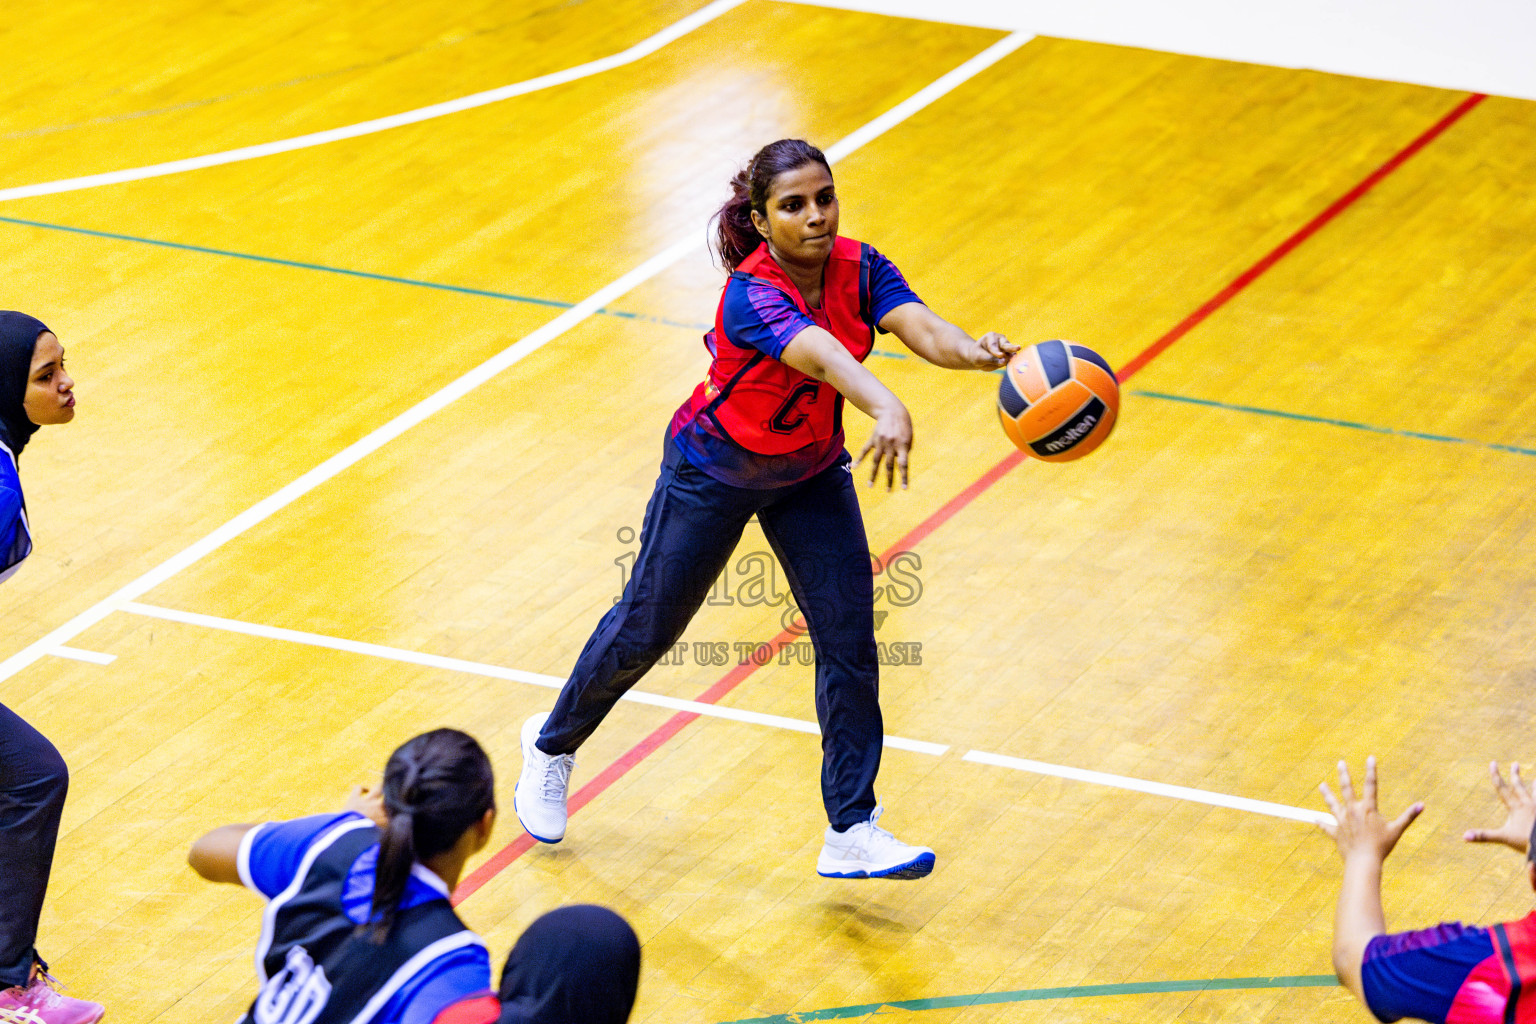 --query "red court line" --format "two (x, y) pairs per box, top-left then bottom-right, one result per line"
(1117, 91), (1487, 379)
(453, 90), (1484, 905)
